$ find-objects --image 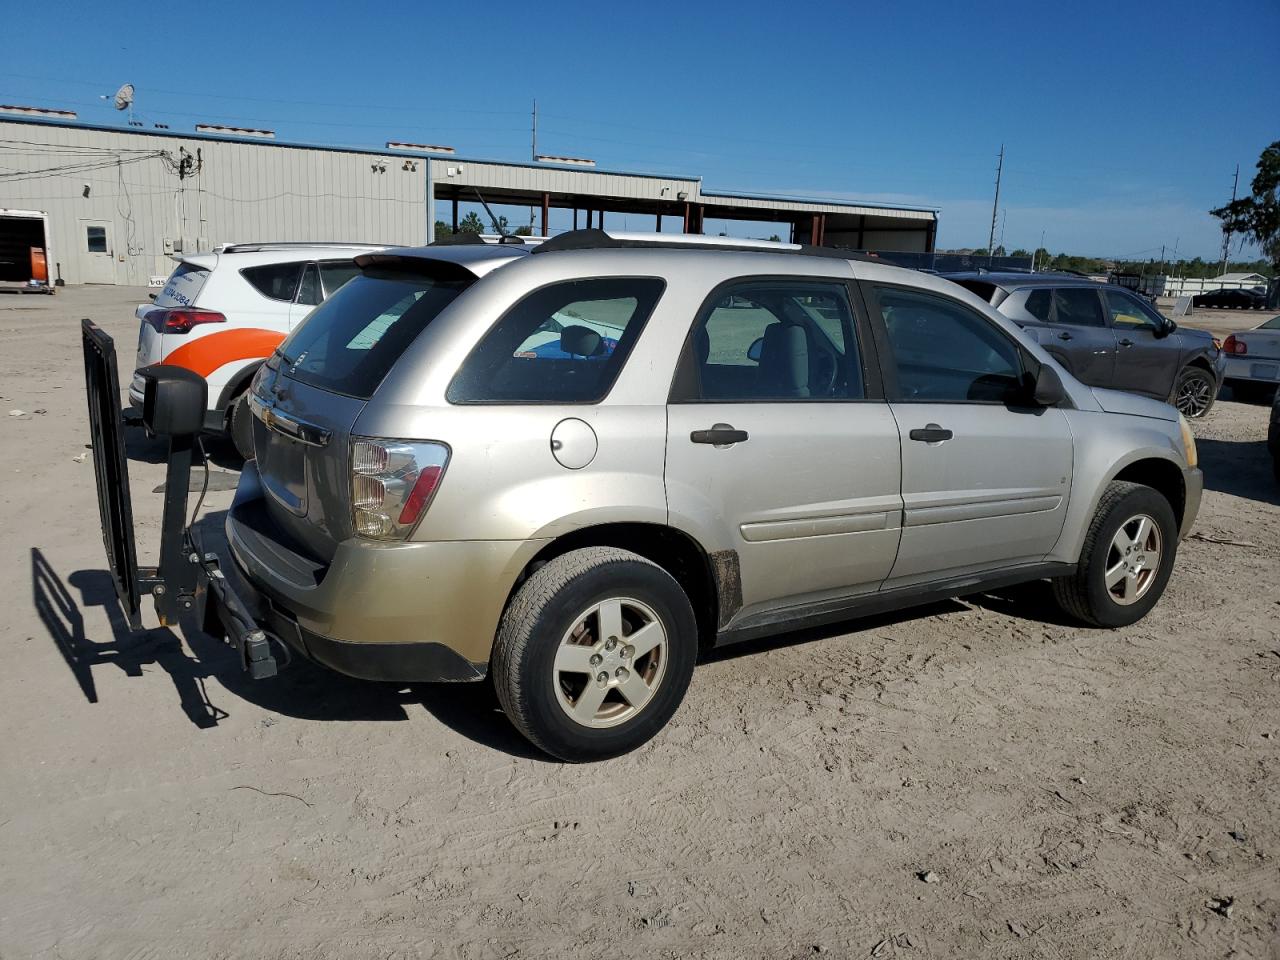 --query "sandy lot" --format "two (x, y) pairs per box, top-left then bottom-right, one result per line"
(1, 286), (1277, 960)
